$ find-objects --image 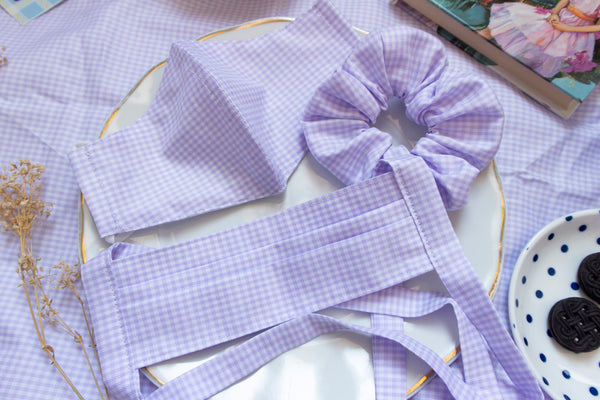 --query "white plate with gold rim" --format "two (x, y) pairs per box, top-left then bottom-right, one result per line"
(79, 18), (505, 399)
